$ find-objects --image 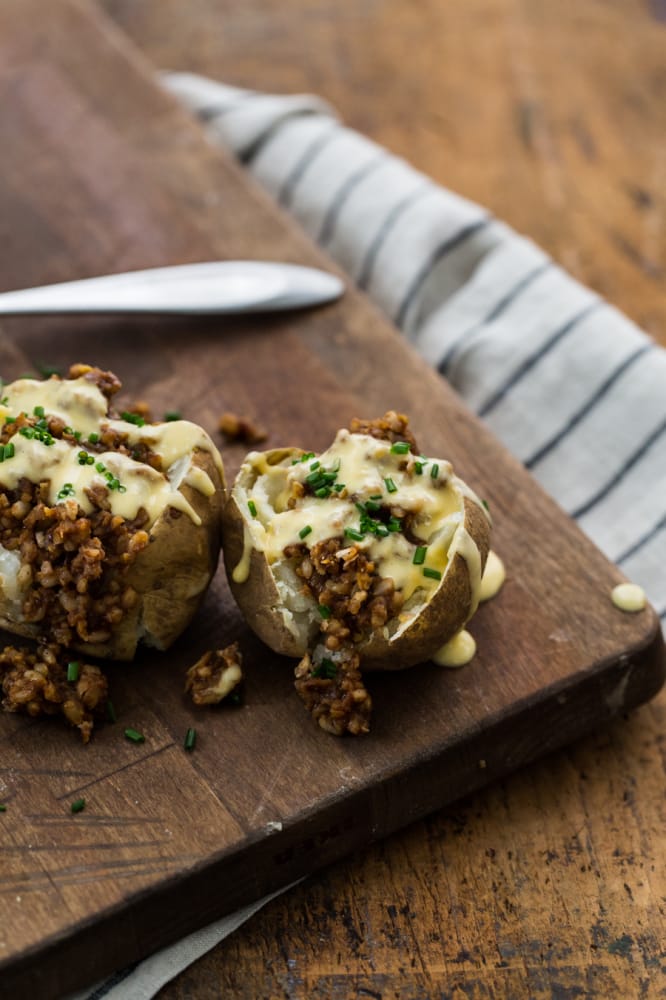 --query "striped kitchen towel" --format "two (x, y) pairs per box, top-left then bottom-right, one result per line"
(164, 73), (666, 626)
